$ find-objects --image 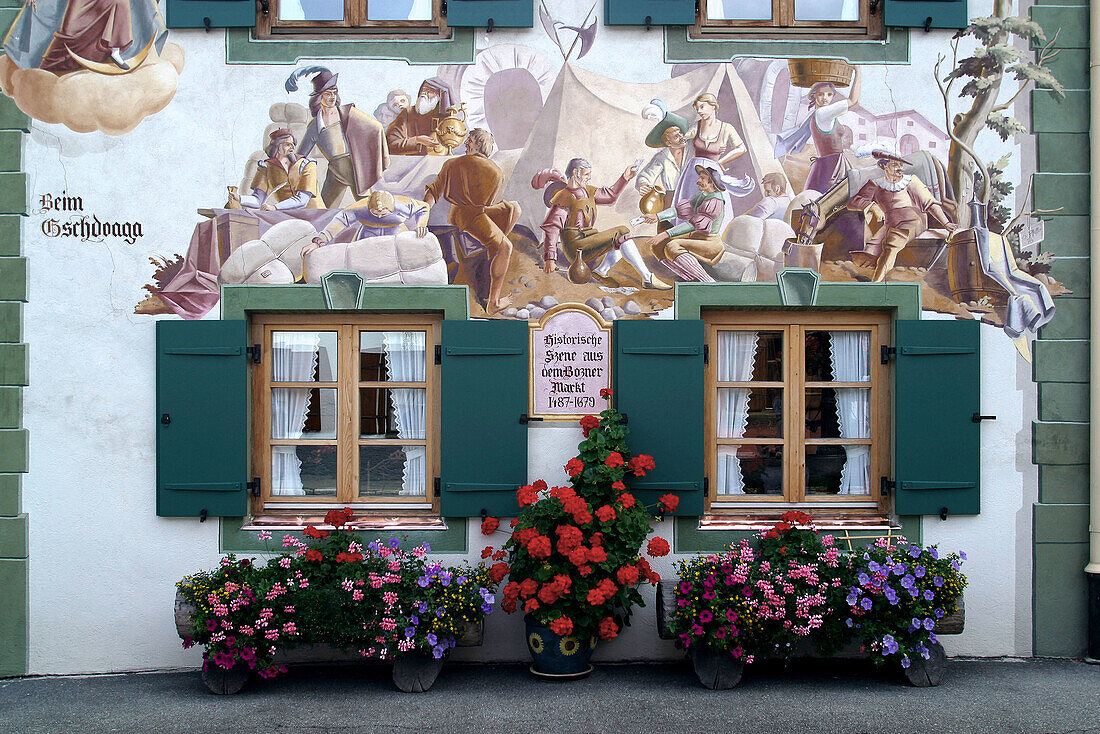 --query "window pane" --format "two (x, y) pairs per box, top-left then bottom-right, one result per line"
(361, 331), (426, 383)
(279, 0), (344, 21)
(806, 445), (870, 495)
(272, 445), (337, 497)
(717, 330), (781, 382)
(360, 387), (426, 439)
(707, 0), (772, 20)
(716, 445), (783, 495)
(794, 0), (859, 21)
(805, 331), (870, 382)
(806, 388), (869, 439)
(272, 388), (336, 439)
(717, 387), (782, 438)
(272, 331), (337, 382)
(366, 0), (433, 20)
(359, 445), (426, 497)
